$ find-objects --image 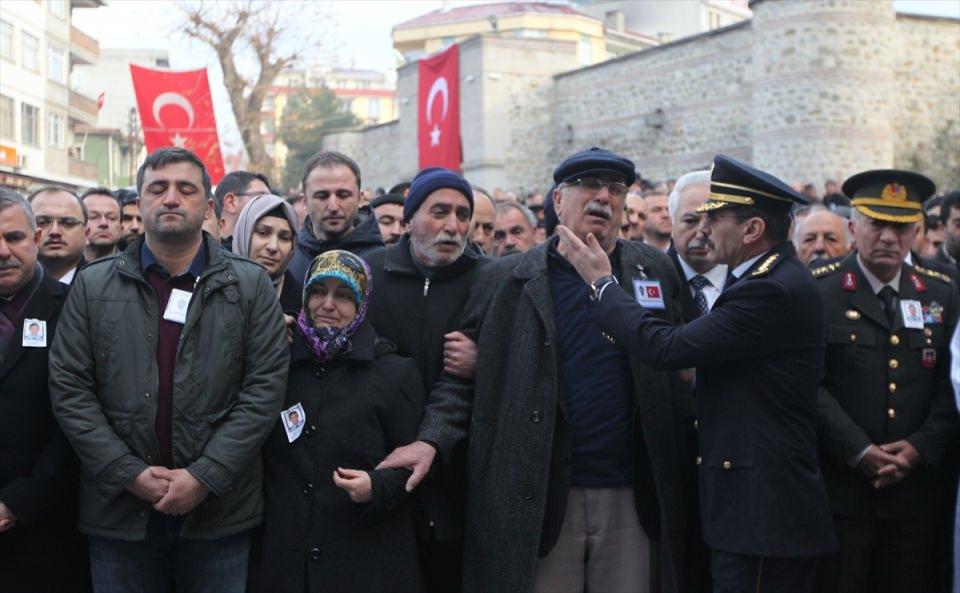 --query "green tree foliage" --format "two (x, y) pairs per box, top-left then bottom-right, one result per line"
(278, 88), (359, 190)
